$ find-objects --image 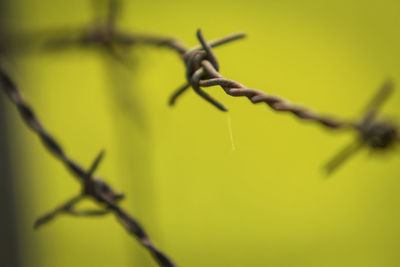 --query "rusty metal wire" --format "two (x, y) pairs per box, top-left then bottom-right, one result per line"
(170, 29), (349, 127)
(169, 29), (400, 174)
(0, 66), (176, 267)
